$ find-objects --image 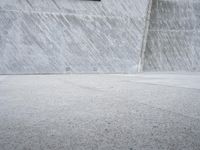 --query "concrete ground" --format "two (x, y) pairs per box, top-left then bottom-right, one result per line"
(0, 73), (200, 150)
